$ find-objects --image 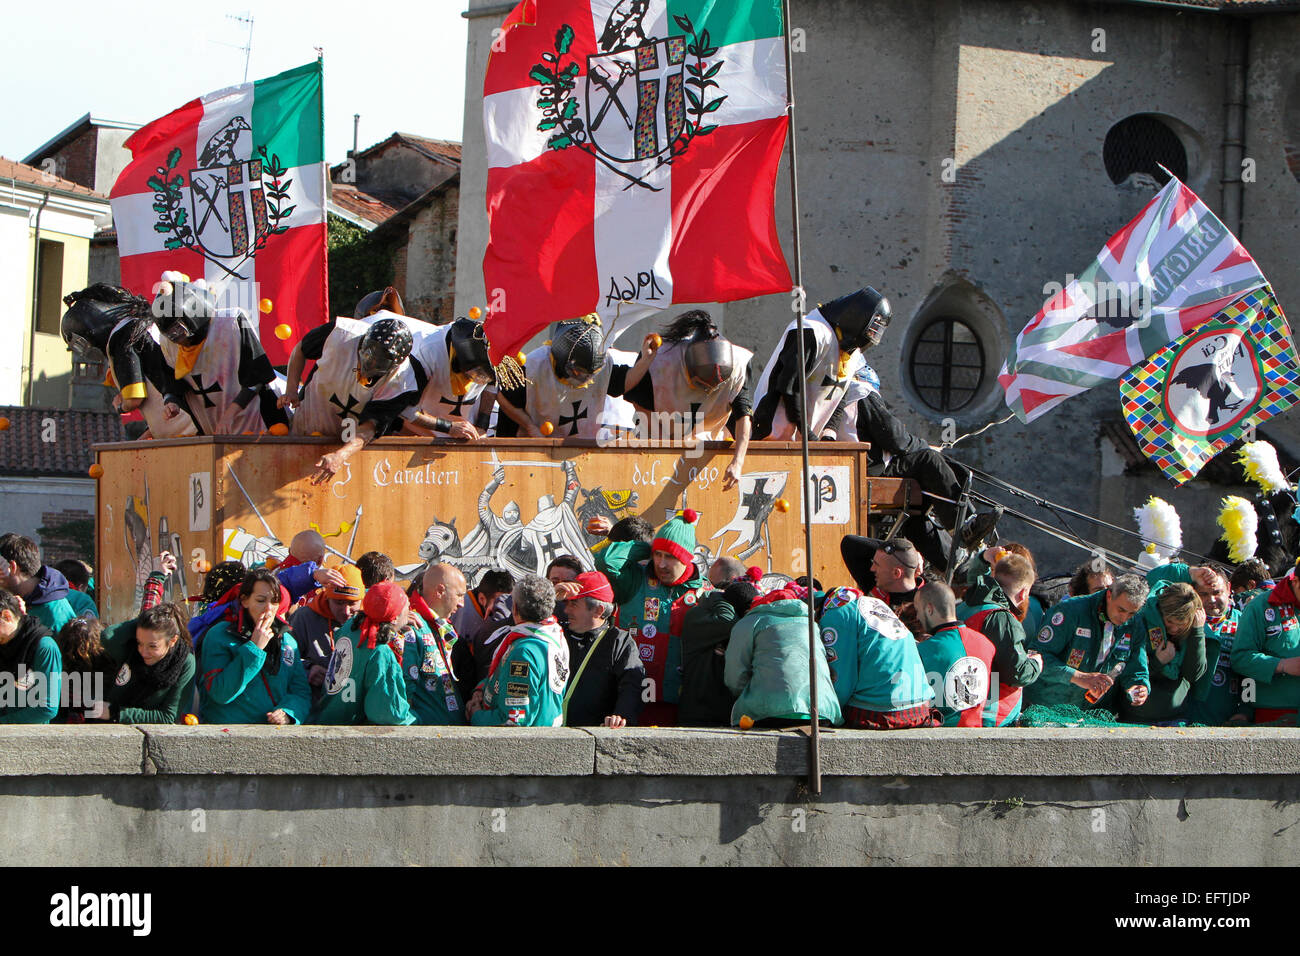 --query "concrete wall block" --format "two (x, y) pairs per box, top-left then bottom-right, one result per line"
(592, 728), (813, 775)
(142, 725), (596, 776)
(0, 725), (144, 776)
(817, 726), (1300, 777)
